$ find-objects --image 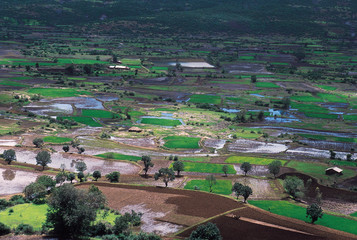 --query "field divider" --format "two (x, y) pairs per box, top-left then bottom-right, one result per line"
(172, 206), (246, 237)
